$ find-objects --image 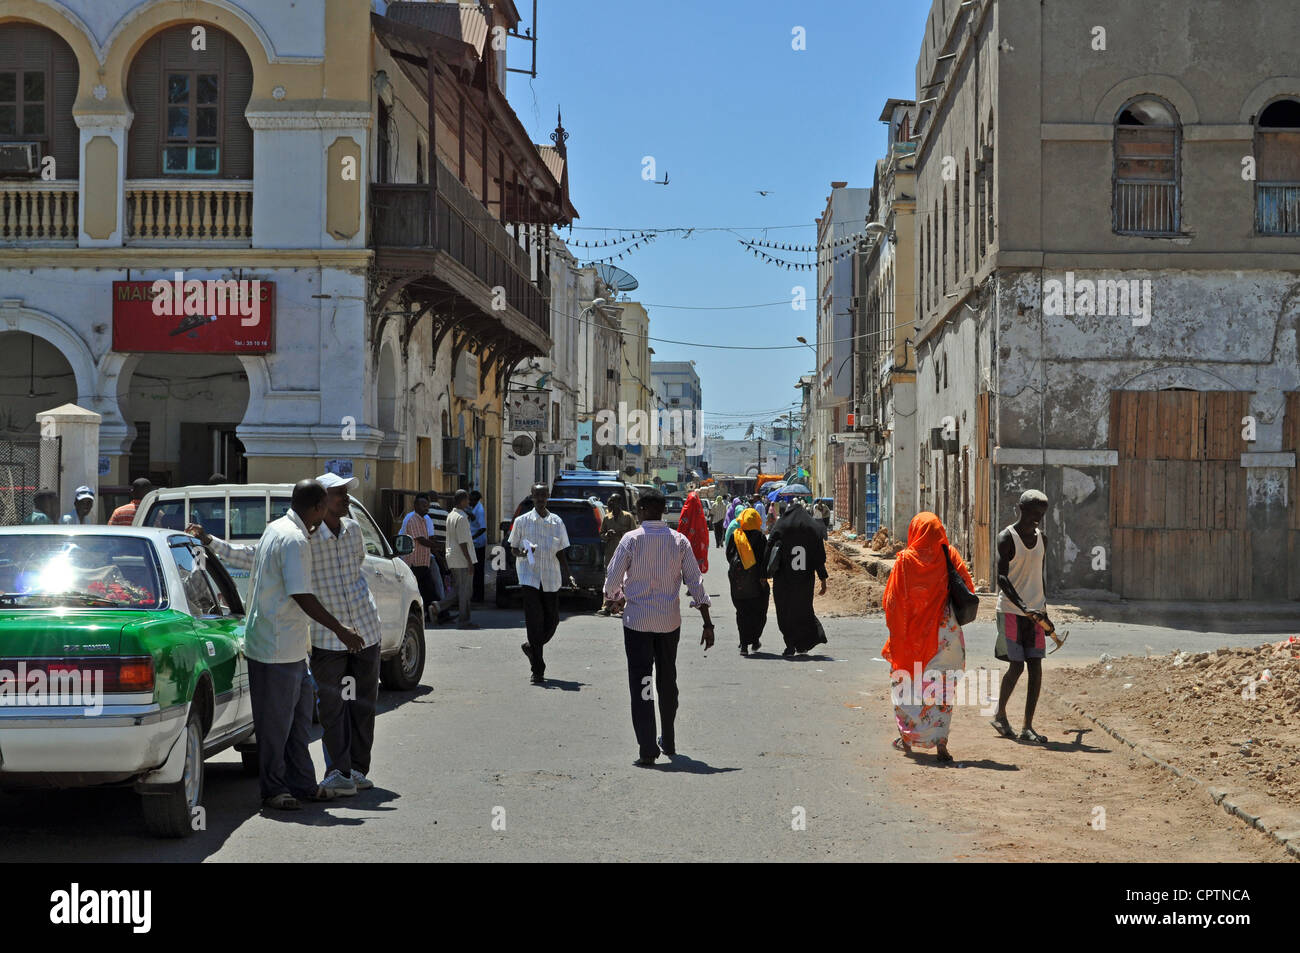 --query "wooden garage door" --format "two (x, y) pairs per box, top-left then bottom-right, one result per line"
(1109, 391), (1251, 600)
(1286, 392), (1300, 599)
